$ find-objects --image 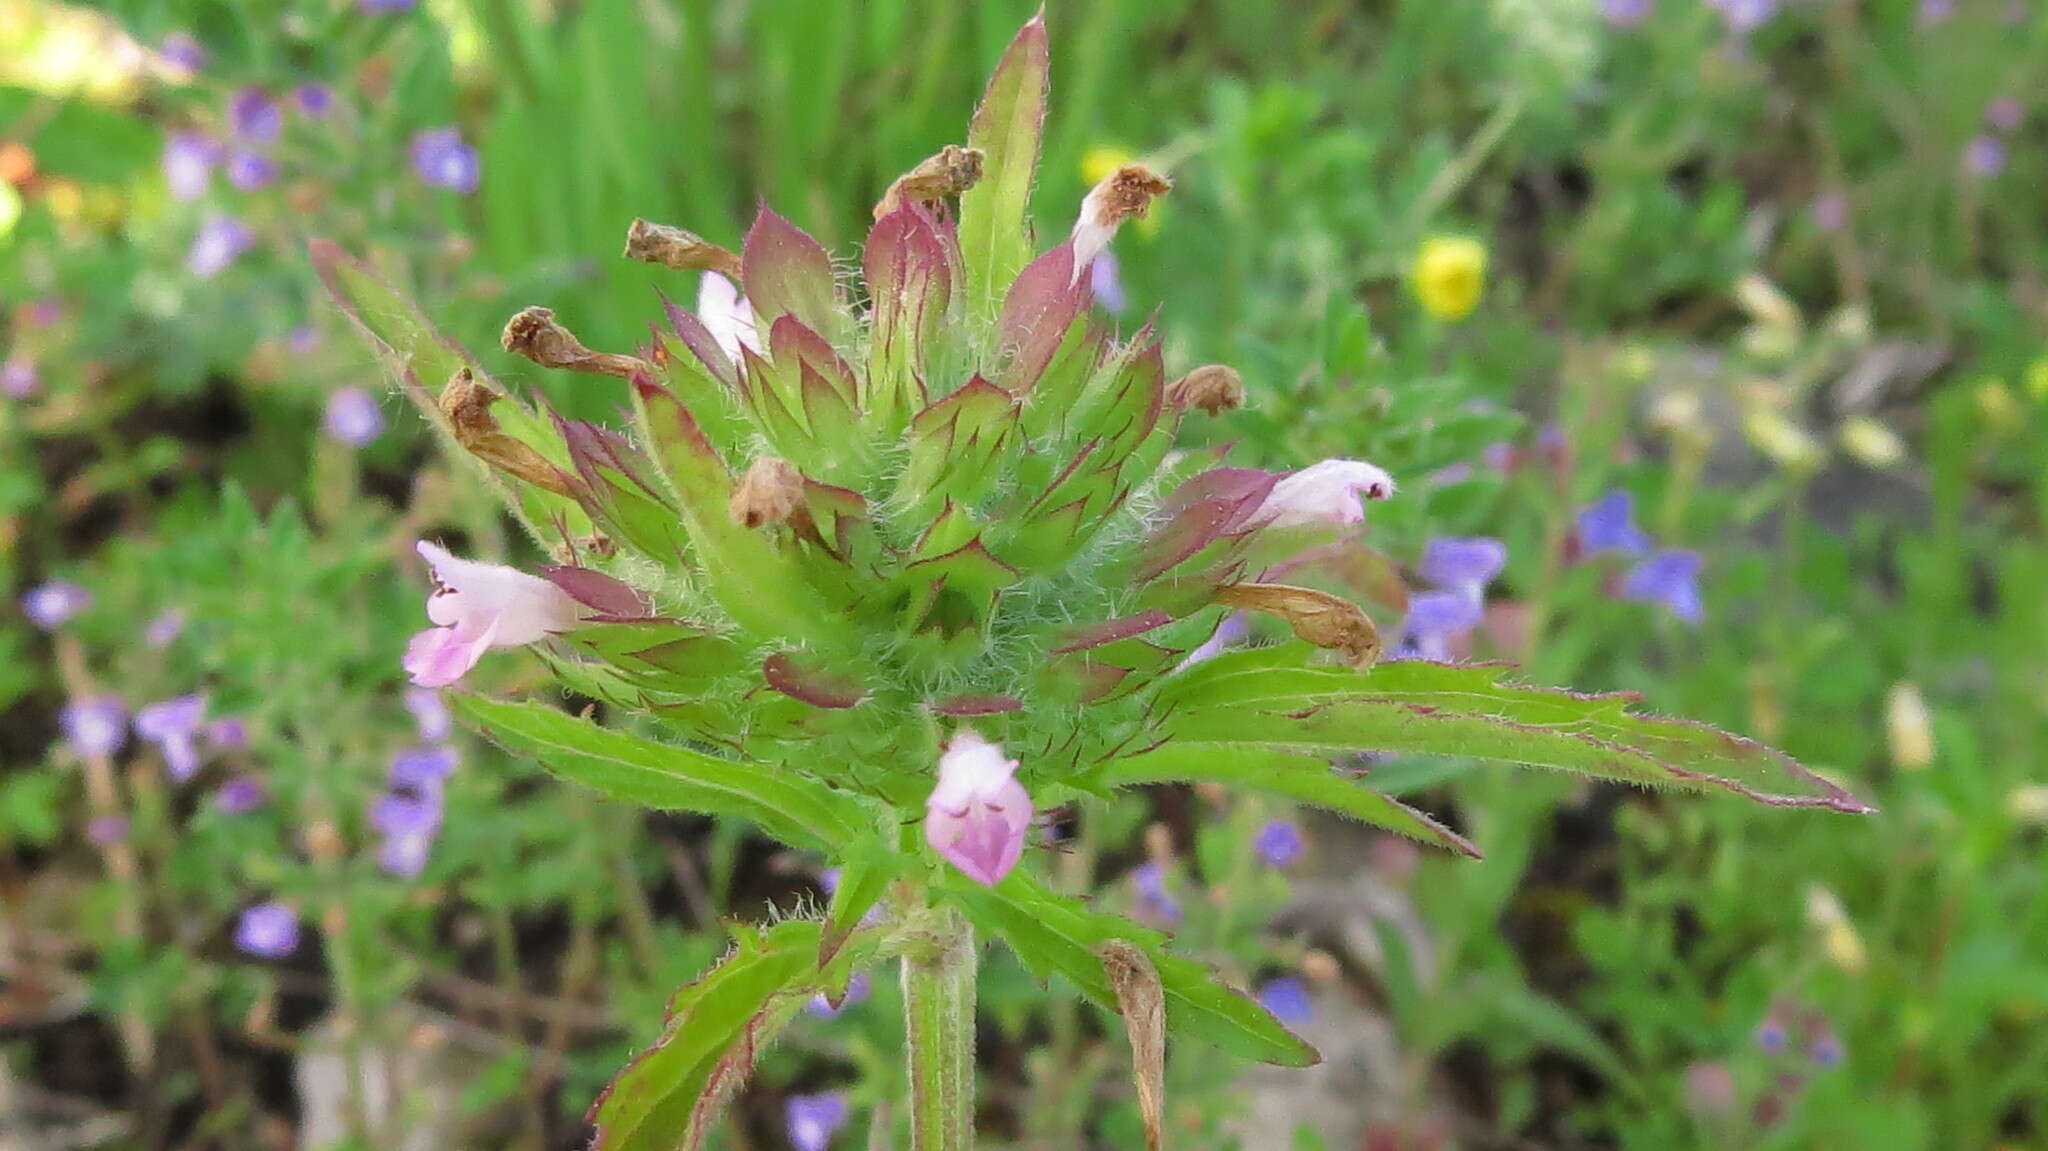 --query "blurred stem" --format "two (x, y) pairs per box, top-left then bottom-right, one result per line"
(1406, 93), (1526, 236)
(902, 906), (976, 1151)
